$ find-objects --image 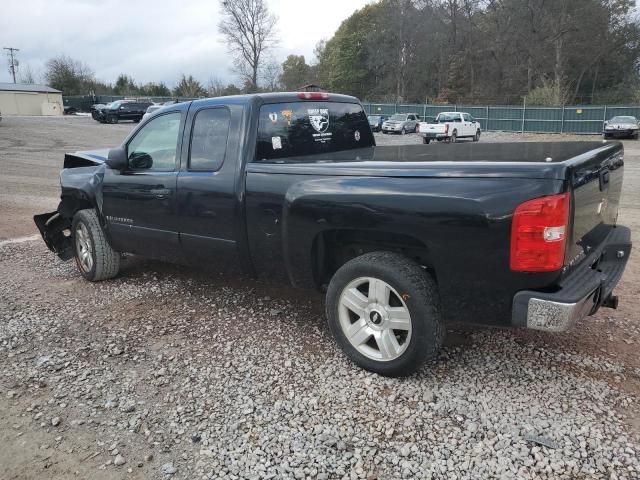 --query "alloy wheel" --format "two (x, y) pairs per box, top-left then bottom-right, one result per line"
(338, 277), (412, 361)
